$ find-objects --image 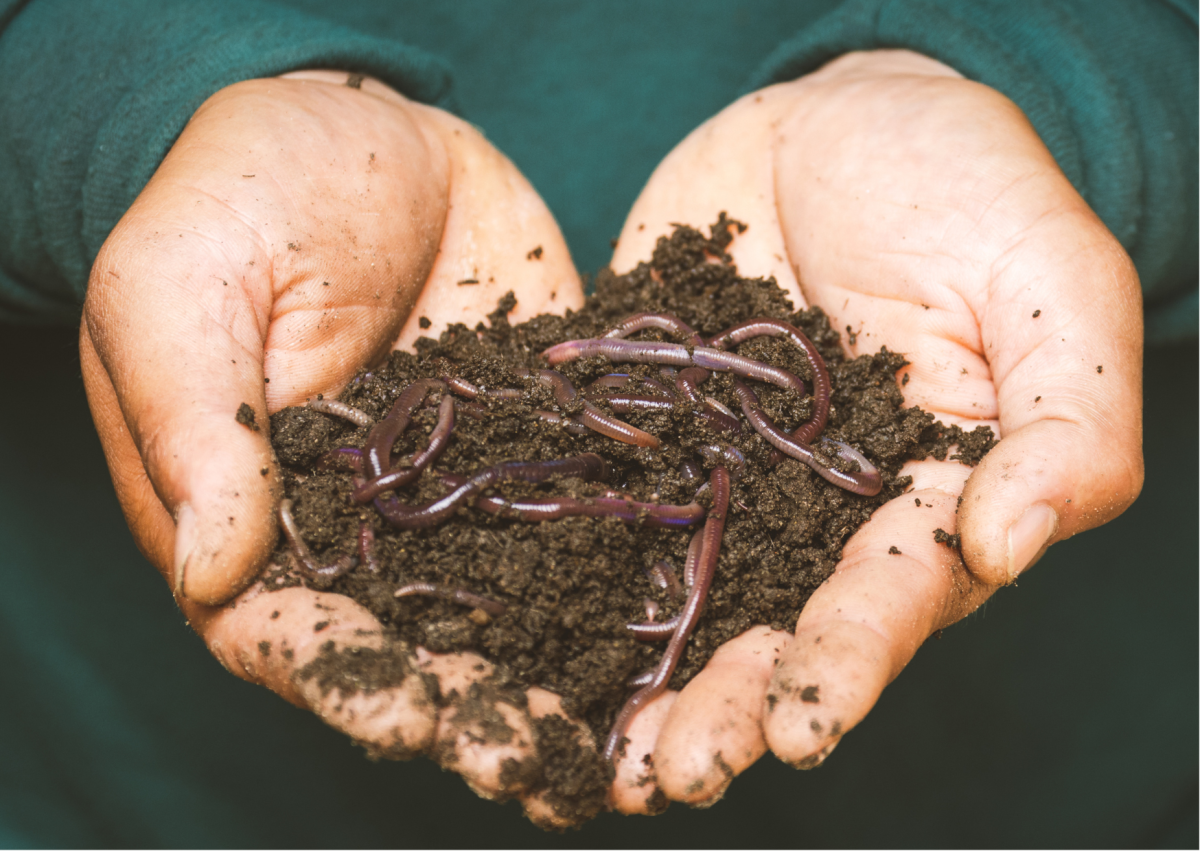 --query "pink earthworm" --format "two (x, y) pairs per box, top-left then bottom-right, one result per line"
(543, 338), (806, 396)
(394, 582), (507, 617)
(375, 454), (609, 528)
(625, 615), (682, 642)
(444, 376), (523, 400)
(709, 318), (830, 444)
(307, 398), (374, 428)
(278, 499), (357, 578)
(733, 379), (881, 496)
(353, 394), (455, 503)
(605, 465), (731, 762)
(363, 379), (446, 479)
(602, 312), (705, 346)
